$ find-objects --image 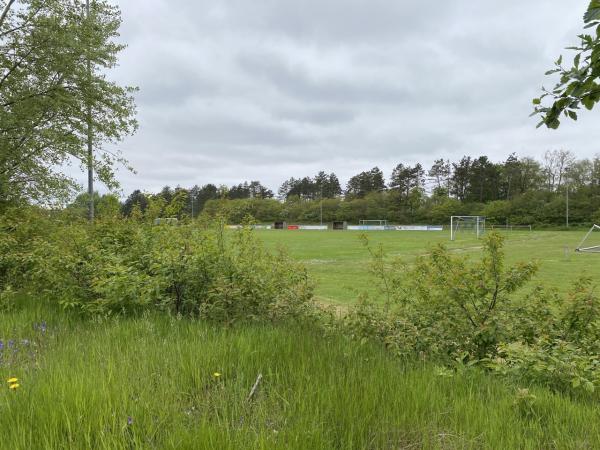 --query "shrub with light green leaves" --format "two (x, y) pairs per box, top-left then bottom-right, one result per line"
(345, 232), (600, 395)
(0, 211), (315, 323)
